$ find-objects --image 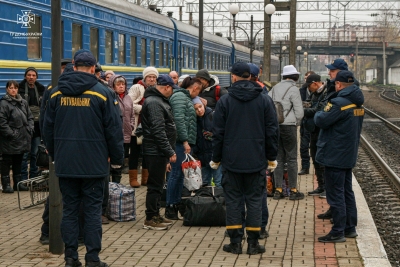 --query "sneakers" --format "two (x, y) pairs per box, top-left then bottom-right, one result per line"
(165, 205), (179, 220)
(85, 261), (109, 267)
(157, 215), (173, 226)
(223, 243), (242, 254)
(101, 215), (109, 224)
(317, 209), (332, 219)
(298, 169), (309, 175)
(273, 191), (285, 200)
(308, 187), (324, 196)
(65, 257), (82, 267)
(318, 233), (346, 243)
(289, 190), (304, 200)
(259, 229), (269, 239)
(319, 191), (326, 198)
(345, 231), (358, 238)
(39, 234), (49, 245)
(247, 243), (266, 255)
(143, 216), (169, 230)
